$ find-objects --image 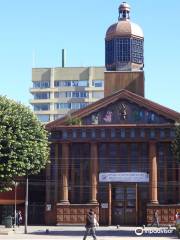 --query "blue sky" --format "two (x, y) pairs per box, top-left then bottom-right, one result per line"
(0, 0), (180, 112)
